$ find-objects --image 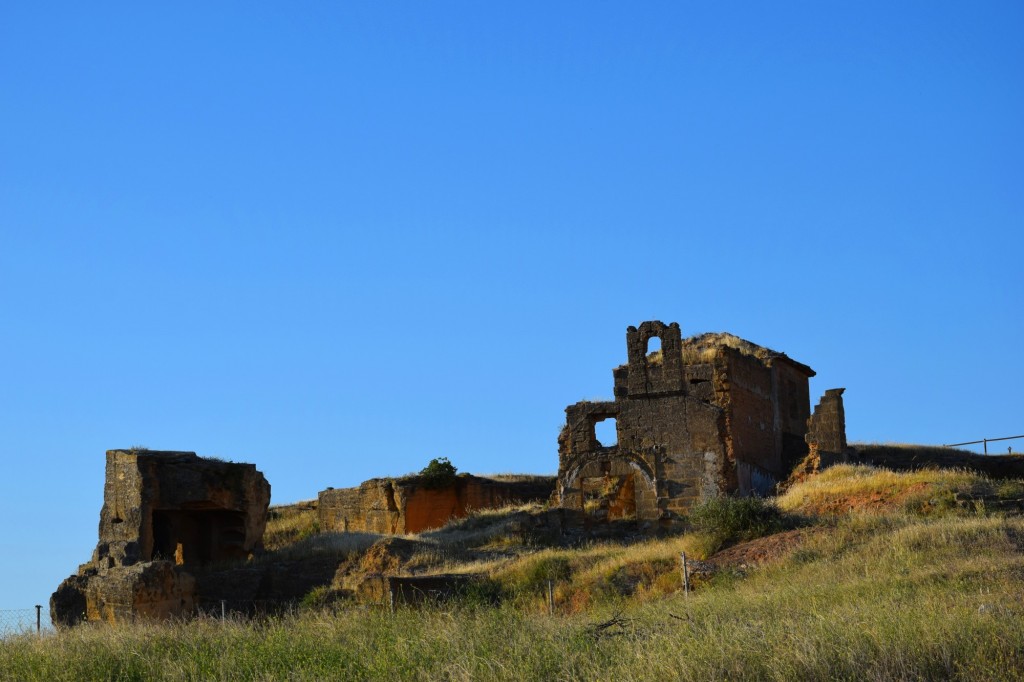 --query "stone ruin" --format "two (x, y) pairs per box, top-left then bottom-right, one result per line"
(51, 449), (270, 626)
(805, 388), (851, 467)
(555, 321), (846, 528)
(318, 474), (555, 535)
(51, 321), (854, 624)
